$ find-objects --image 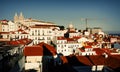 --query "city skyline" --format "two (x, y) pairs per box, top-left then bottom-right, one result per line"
(0, 0), (120, 32)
